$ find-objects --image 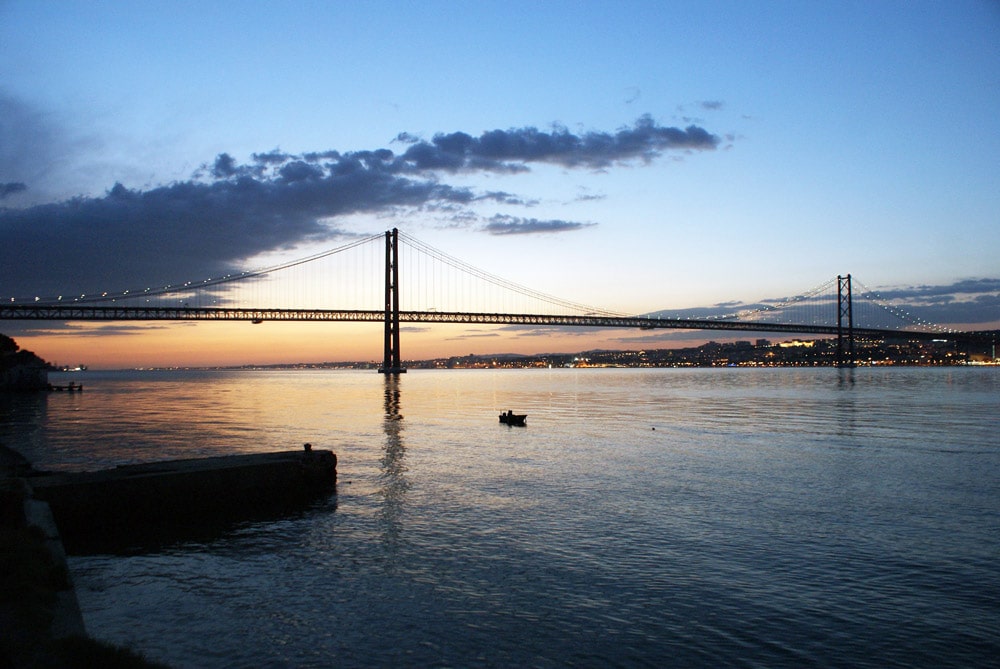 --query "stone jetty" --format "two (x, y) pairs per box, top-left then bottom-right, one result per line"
(30, 448), (337, 552)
